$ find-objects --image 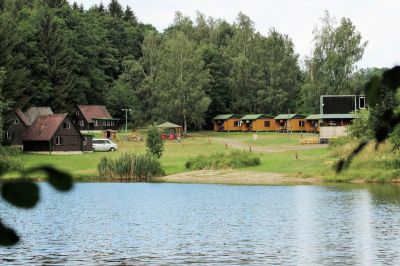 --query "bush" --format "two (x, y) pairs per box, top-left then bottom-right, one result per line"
(185, 150), (261, 170)
(146, 126), (164, 158)
(98, 153), (165, 181)
(0, 146), (23, 173)
(328, 136), (354, 148)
